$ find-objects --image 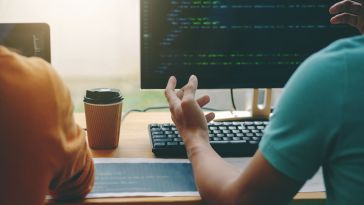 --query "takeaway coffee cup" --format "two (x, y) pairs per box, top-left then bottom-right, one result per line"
(84, 88), (123, 149)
